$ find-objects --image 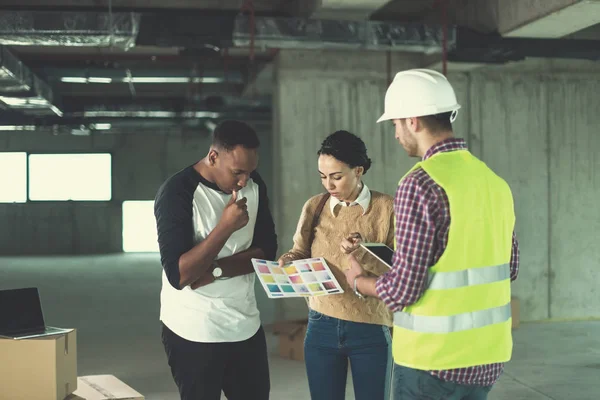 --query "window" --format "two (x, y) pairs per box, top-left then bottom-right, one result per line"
(122, 200), (159, 252)
(0, 152), (27, 203)
(28, 153), (111, 201)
